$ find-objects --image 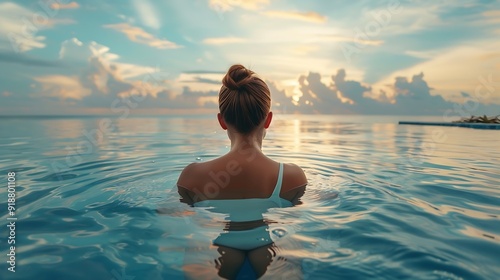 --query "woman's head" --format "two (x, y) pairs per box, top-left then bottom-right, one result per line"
(218, 64), (271, 134)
